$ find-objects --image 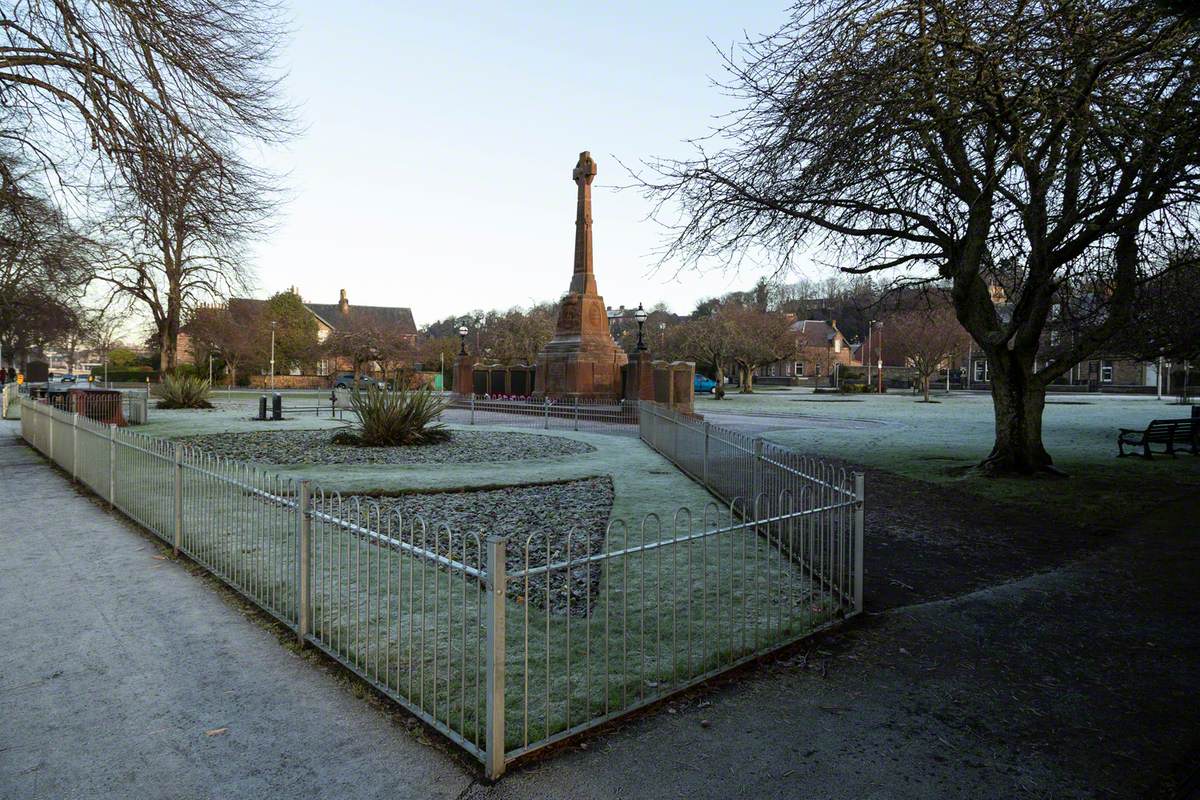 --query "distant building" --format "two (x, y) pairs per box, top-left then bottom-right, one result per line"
(959, 287), (1161, 391)
(179, 288), (417, 376)
(758, 318), (859, 384)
